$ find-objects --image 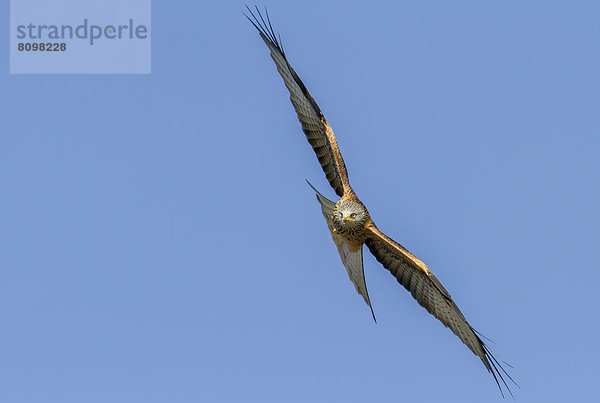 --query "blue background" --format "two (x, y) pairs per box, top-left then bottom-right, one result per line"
(2, 1), (599, 401)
